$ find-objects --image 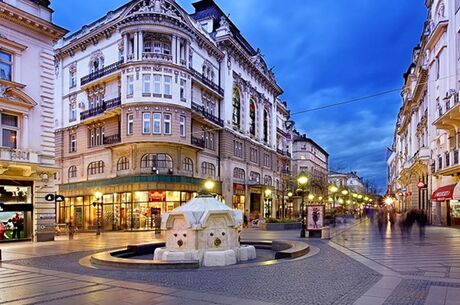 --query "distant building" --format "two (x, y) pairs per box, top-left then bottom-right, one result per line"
(328, 171), (366, 194)
(0, 0), (66, 241)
